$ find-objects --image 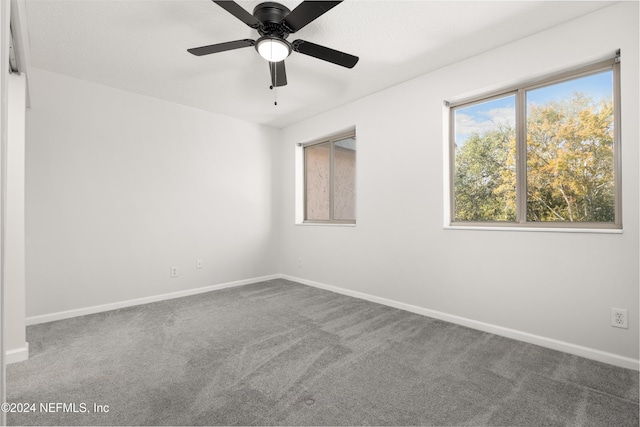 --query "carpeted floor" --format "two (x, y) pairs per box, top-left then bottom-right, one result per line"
(7, 279), (639, 426)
